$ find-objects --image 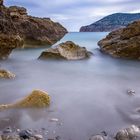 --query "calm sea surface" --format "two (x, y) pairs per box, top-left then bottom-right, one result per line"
(0, 32), (140, 140)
